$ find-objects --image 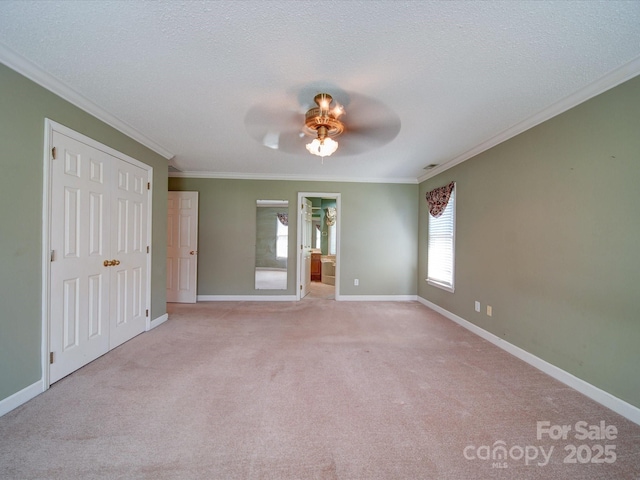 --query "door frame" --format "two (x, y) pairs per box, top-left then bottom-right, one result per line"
(296, 192), (341, 301)
(41, 119), (153, 390)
